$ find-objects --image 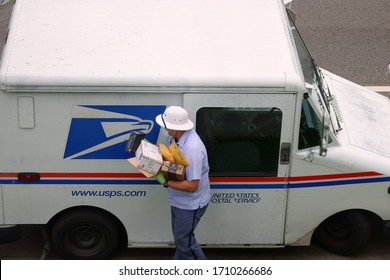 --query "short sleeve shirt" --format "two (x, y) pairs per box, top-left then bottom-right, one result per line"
(167, 129), (211, 210)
